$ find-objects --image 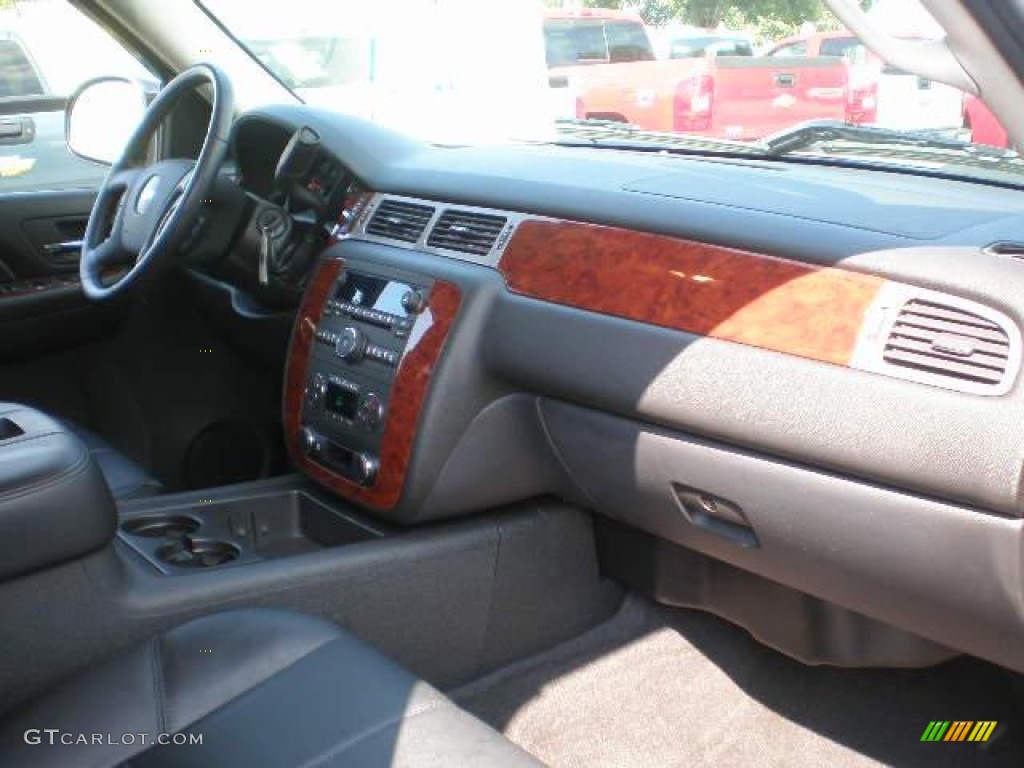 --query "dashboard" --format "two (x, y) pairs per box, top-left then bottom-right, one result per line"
(233, 119), (292, 198)
(224, 104), (1024, 677)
